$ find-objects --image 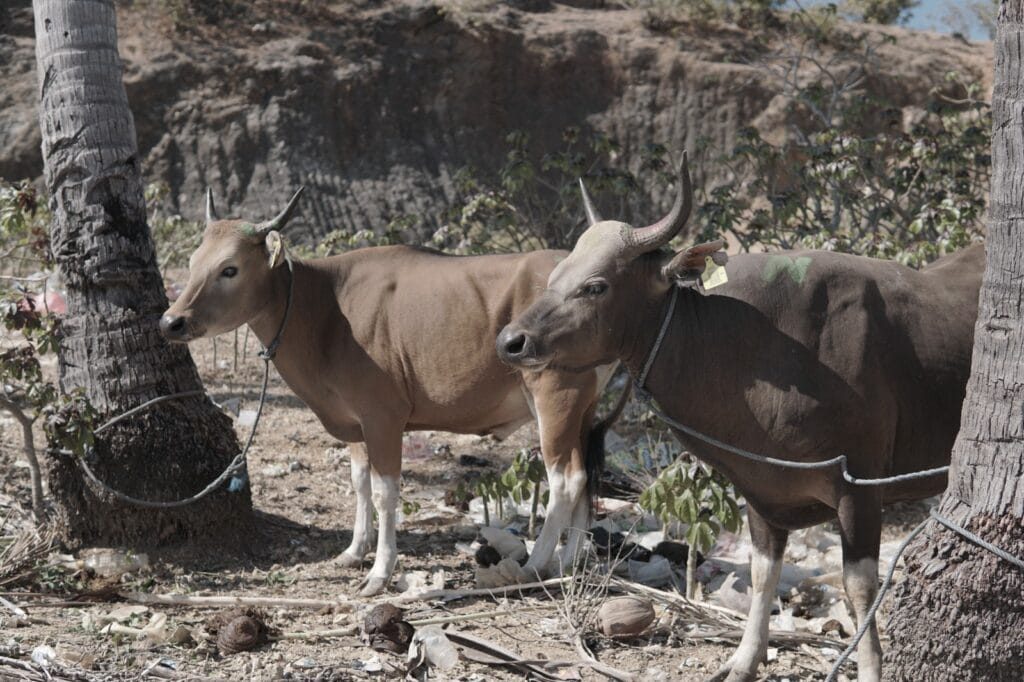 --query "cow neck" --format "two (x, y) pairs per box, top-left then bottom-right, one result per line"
(633, 285), (679, 392)
(249, 257), (295, 361)
(619, 272), (685, 385)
